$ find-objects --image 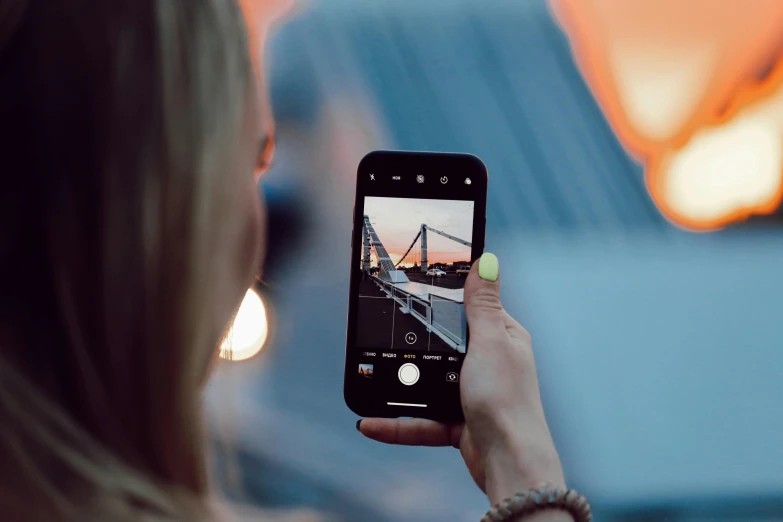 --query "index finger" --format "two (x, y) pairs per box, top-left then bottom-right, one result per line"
(357, 418), (463, 448)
